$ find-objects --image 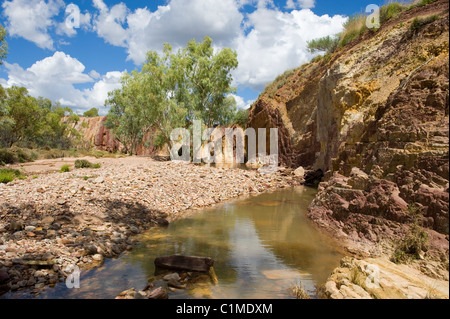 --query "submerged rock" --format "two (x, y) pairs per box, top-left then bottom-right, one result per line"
(155, 255), (215, 273)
